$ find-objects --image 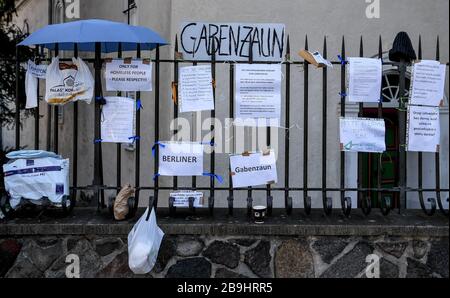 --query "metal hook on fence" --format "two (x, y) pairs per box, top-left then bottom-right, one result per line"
(418, 192), (436, 216)
(304, 195), (312, 215)
(285, 196), (293, 215)
(380, 195), (392, 216)
(436, 193), (449, 216)
(341, 197), (352, 217)
(322, 196), (332, 216)
(360, 194), (372, 216)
